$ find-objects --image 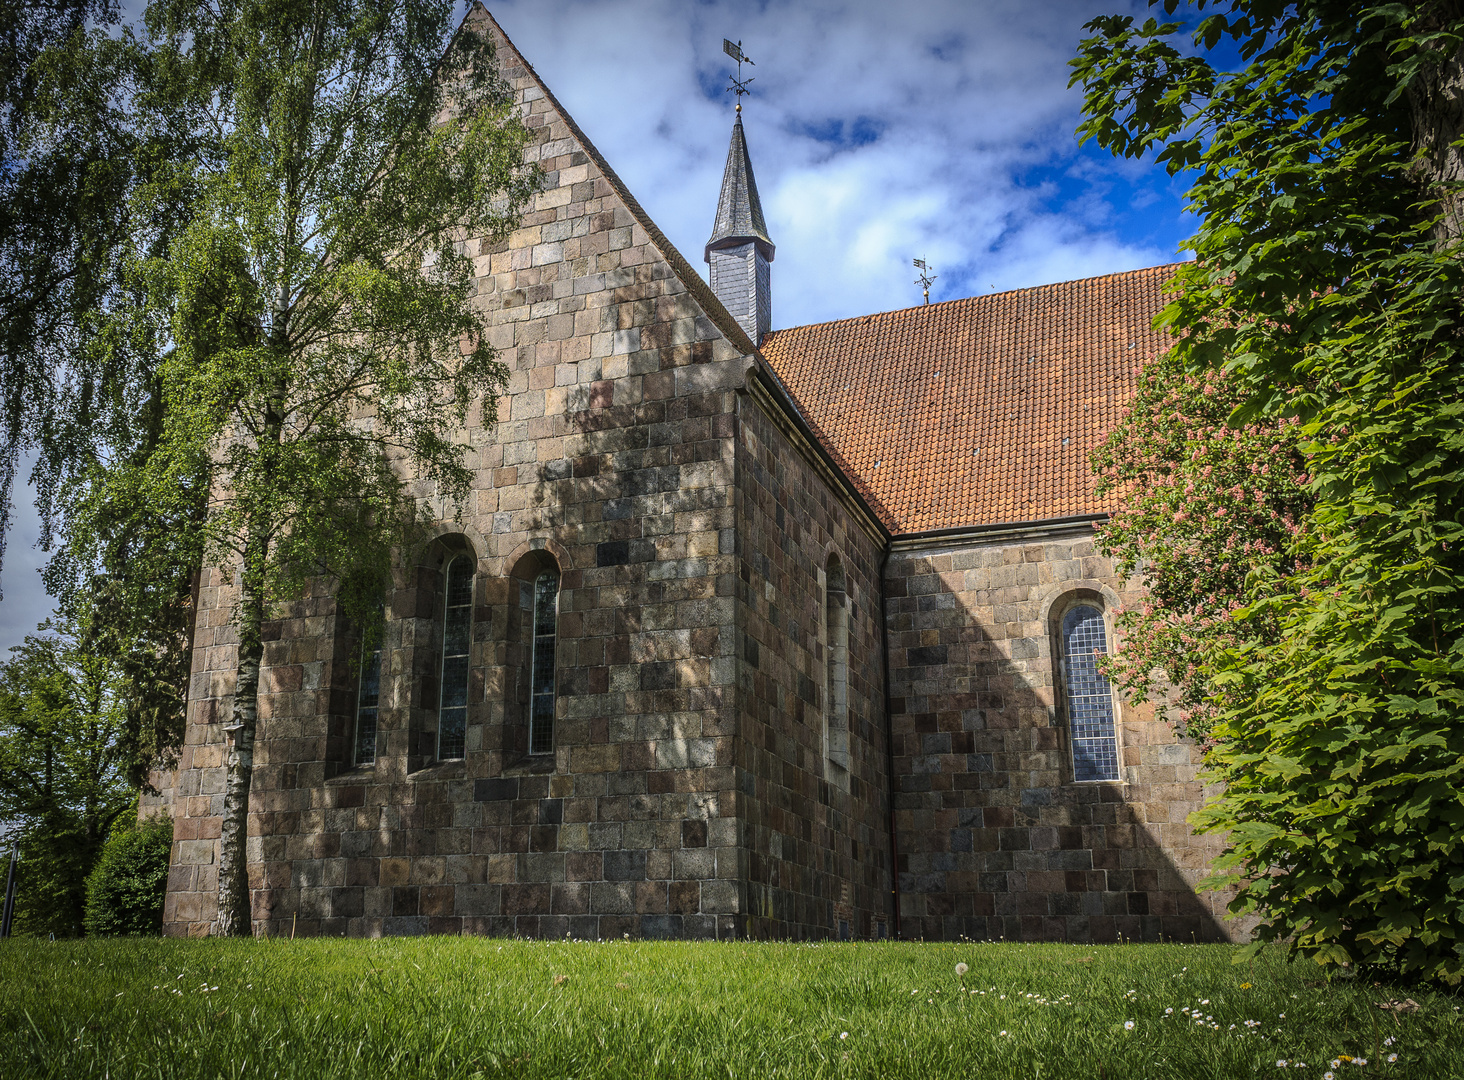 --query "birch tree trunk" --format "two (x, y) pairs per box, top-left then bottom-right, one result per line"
(214, 542), (264, 937)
